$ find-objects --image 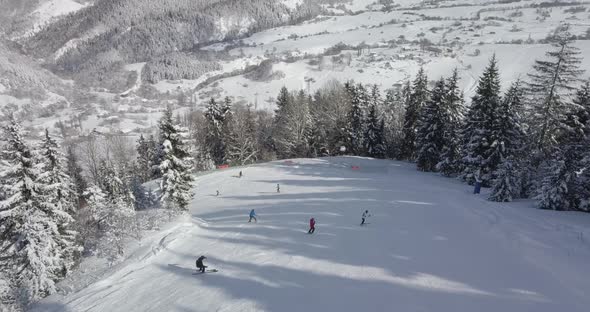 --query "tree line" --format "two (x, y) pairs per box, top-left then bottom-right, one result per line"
(188, 27), (589, 210)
